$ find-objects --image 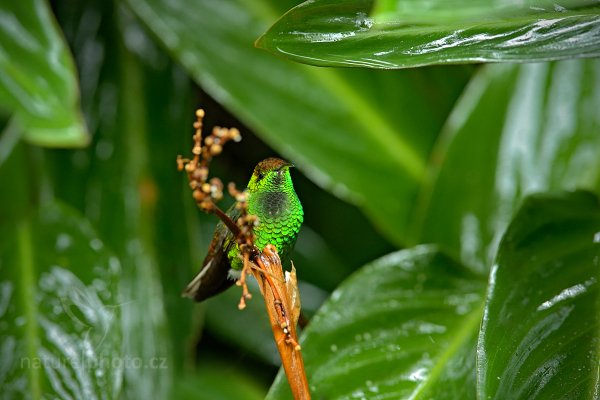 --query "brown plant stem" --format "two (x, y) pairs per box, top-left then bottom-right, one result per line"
(252, 245), (310, 400)
(212, 205), (241, 238)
